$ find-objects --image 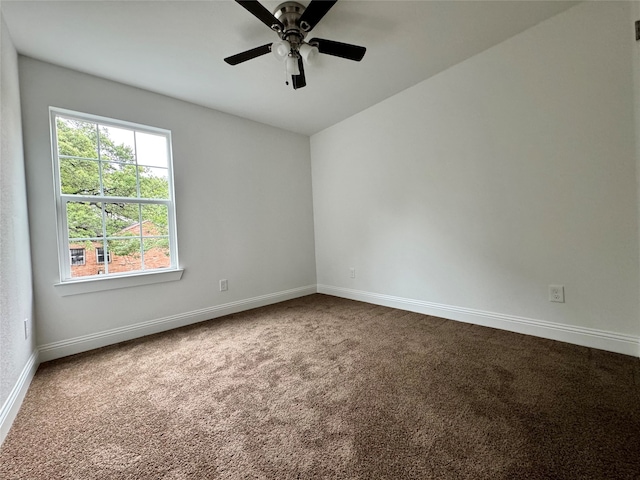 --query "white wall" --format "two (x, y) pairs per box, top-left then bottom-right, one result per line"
(0, 15), (37, 440)
(19, 58), (316, 356)
(312, 2), (640, 354)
